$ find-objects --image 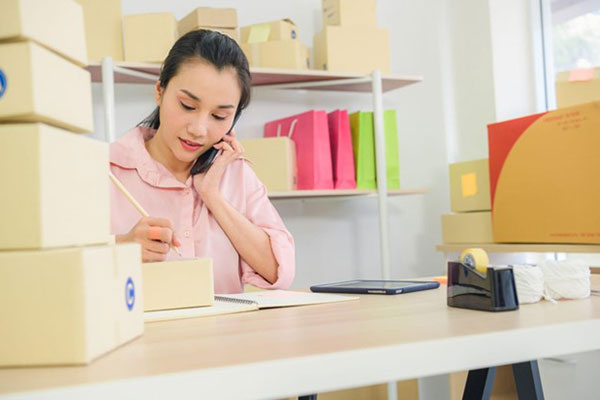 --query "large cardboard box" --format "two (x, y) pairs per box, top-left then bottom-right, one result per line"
(143, 259), (214, 311)
(75, 0), (124, 62)
(314, 26), (390, 74)
(488, 101), (600, 244)
(441, 212), (493, 244)
(322, 0), (377, 27)
(0, 123), (110, 250)
(556, 67), (600, 109)
(180, 26), (239, 43)
(241, 41), (310, 70)
(241, 19), (299, 43)
(449, 159), (491, 212)
(0, 243), (143, 366)
(123, 13), (177, 63)
(241, 137), (297, 192)
(0, 0), (87, 66)
(0, 41), (93, 133)
(178, 7), (237, 36)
